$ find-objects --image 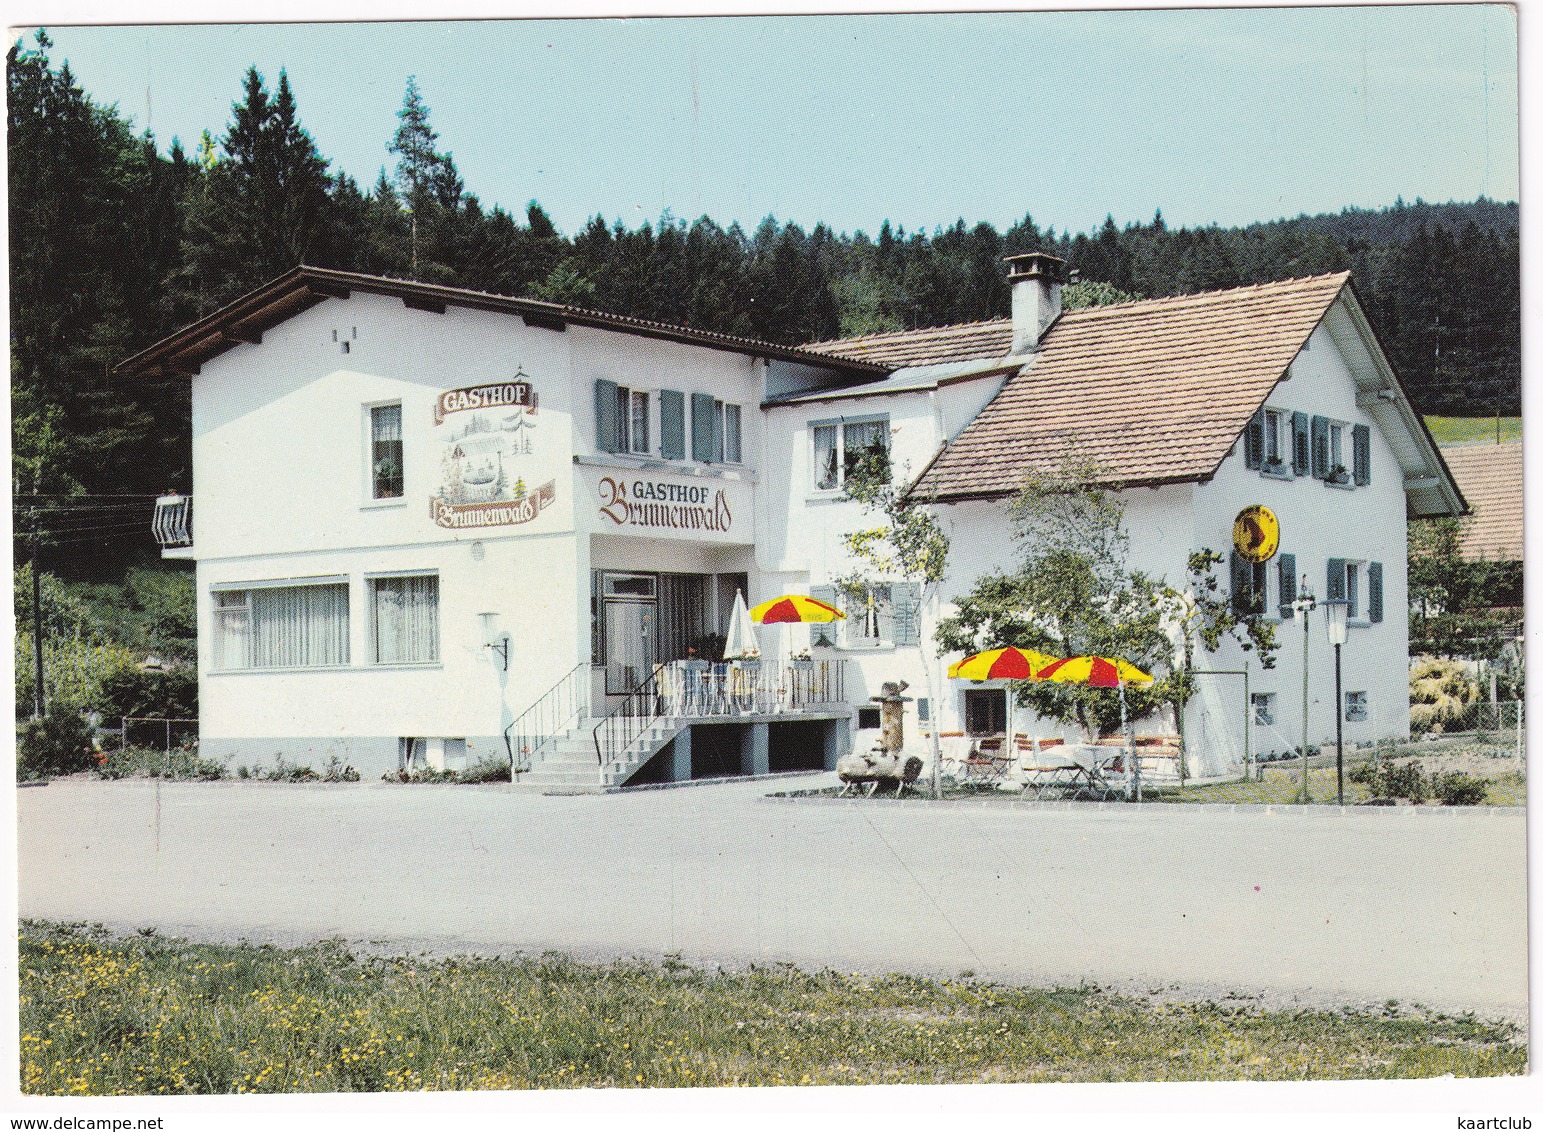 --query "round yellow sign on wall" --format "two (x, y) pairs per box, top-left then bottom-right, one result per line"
(1232, 505), (1279, 563)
